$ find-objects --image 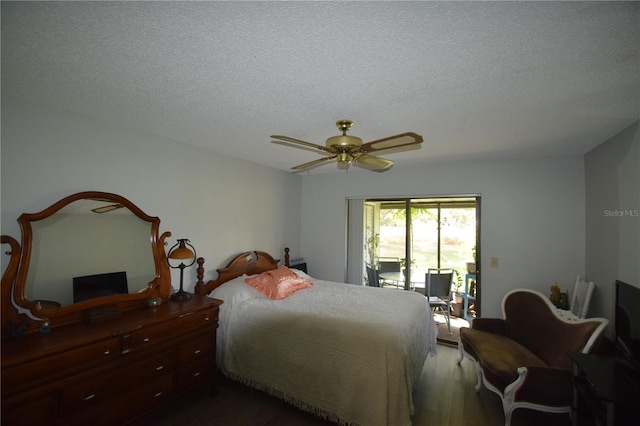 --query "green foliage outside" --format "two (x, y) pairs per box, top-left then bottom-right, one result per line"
(376, 205), (476, 293)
